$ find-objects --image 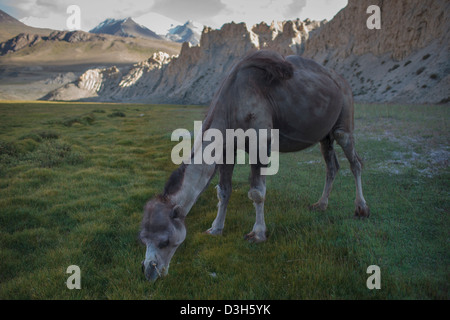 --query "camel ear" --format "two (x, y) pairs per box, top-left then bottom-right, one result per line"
(170, 205), (182, 219)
